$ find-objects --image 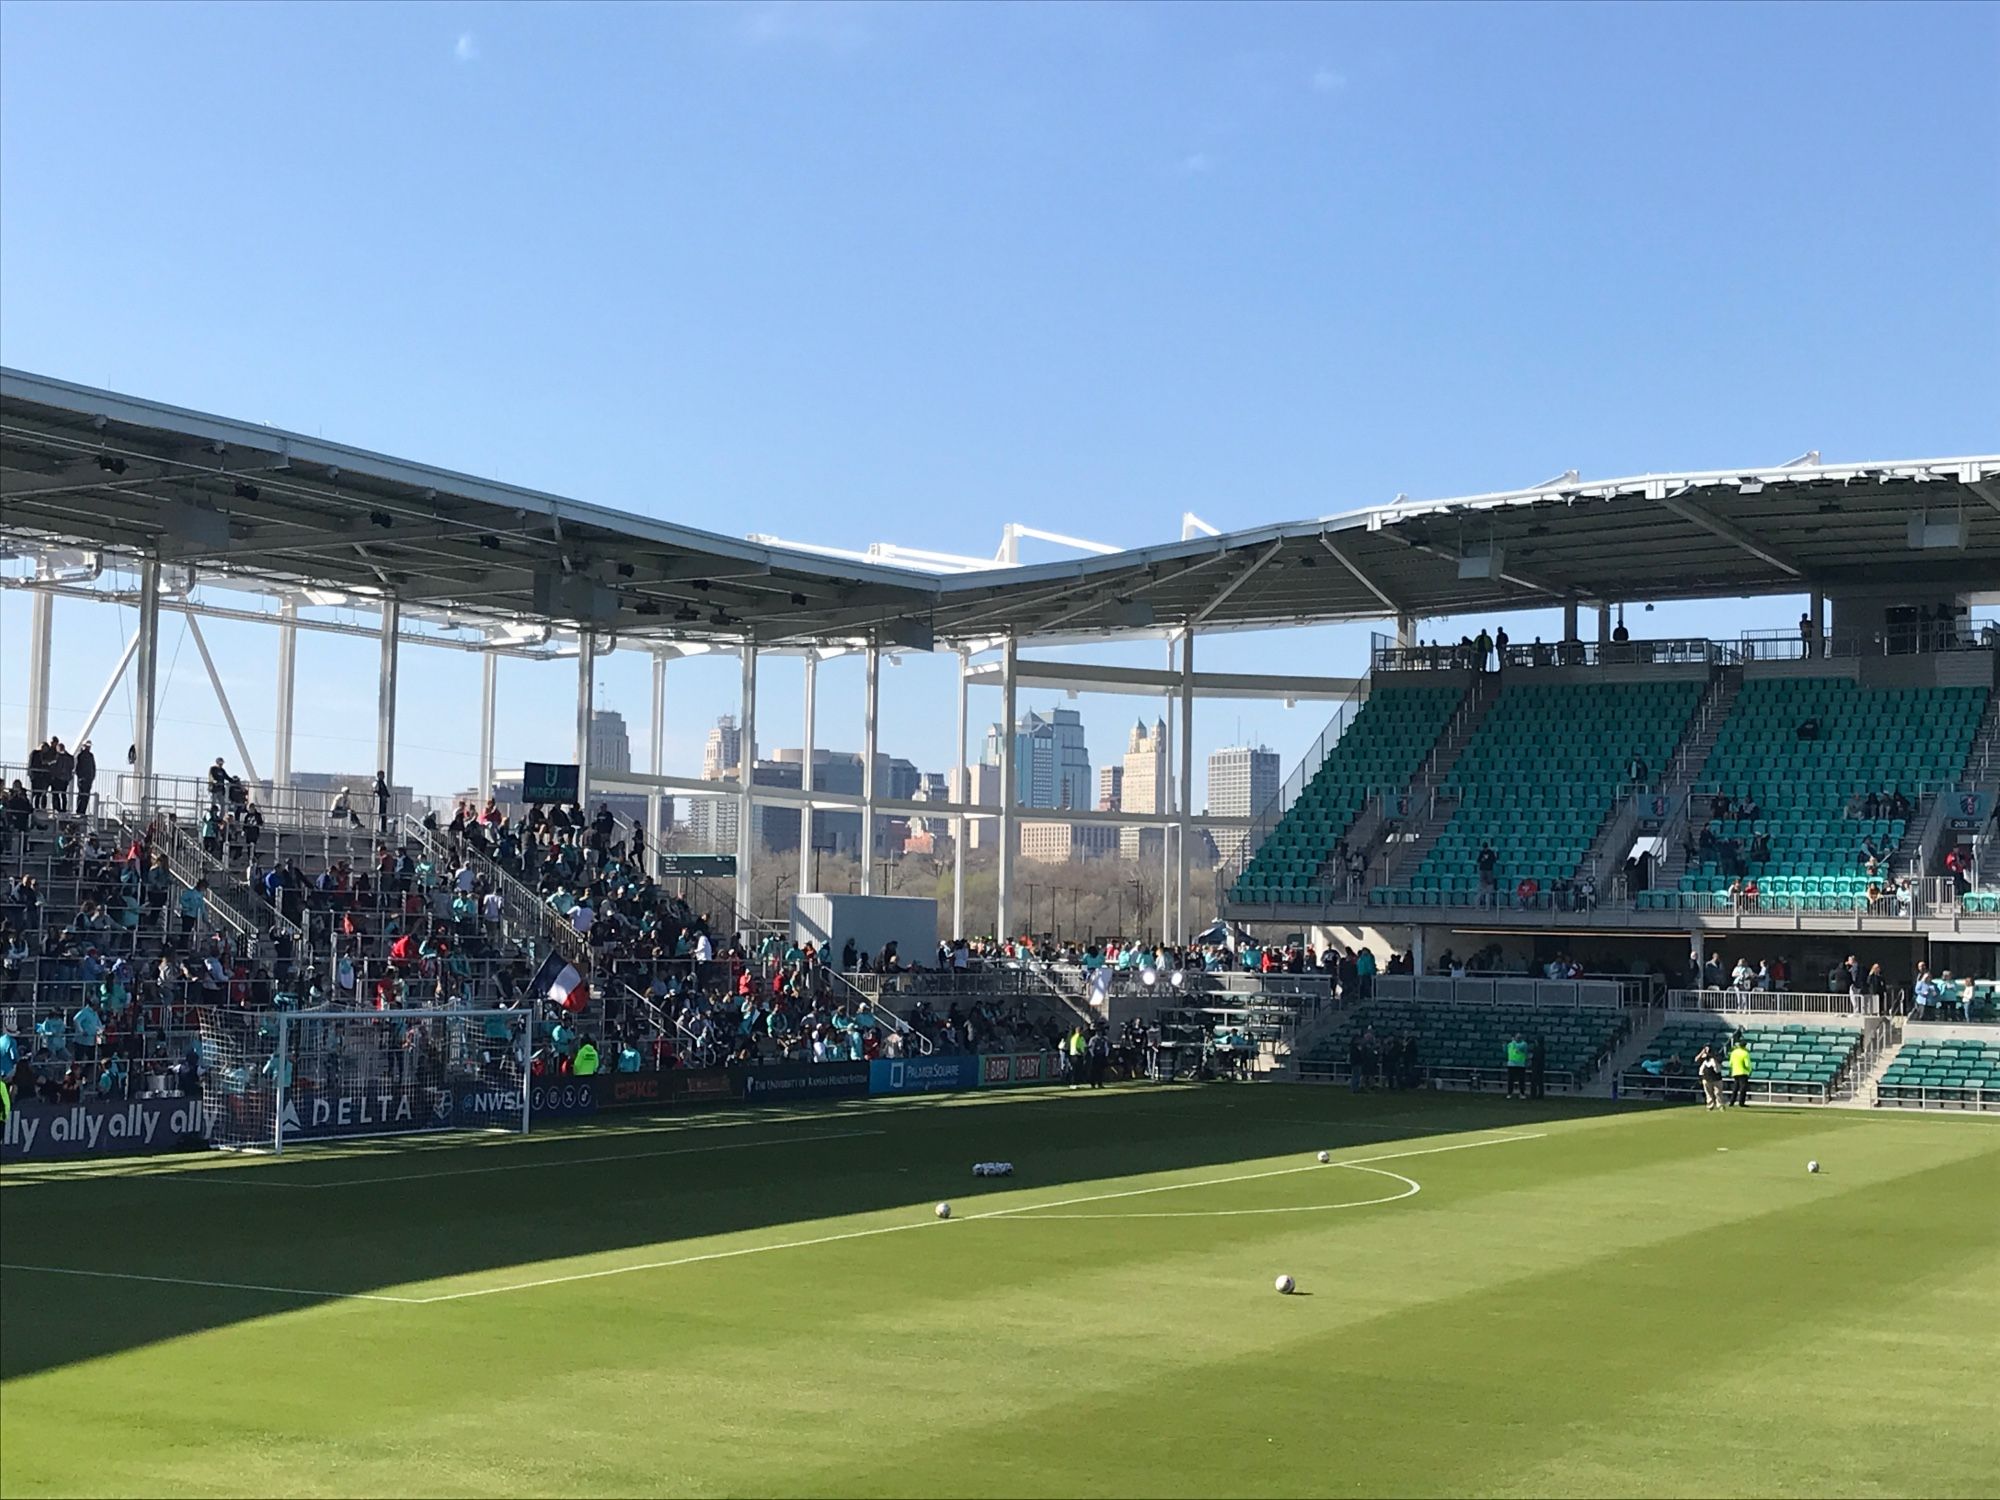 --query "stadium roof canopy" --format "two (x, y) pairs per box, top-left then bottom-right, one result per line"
(4, 367), (1996, 649)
